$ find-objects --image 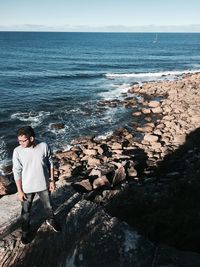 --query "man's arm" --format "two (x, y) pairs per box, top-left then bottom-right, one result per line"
(47, 144), (55, 192)
(12, 149), (27, 201)
(15, 178), (27, 201)
(49, 167), (55, 192)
